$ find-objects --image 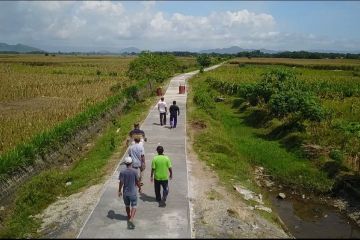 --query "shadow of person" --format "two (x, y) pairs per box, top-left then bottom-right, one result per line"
(139, 193), (158, 202)
(107, 210), (128, 221)
(153, 123), (161, 126)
